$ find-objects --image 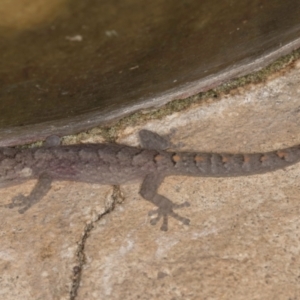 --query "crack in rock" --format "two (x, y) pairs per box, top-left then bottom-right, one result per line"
(69, 185), (125, 299)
